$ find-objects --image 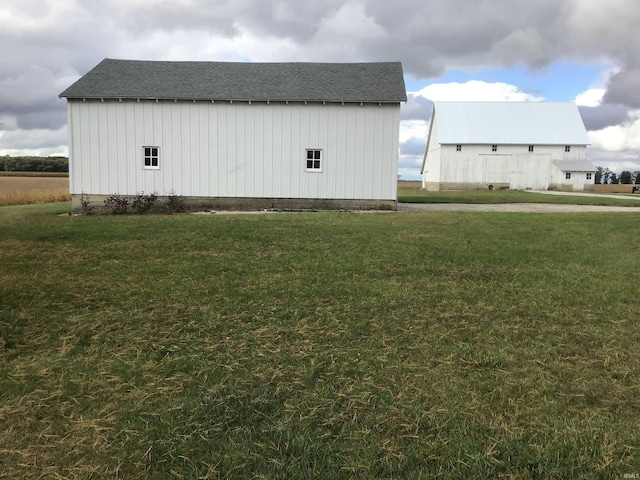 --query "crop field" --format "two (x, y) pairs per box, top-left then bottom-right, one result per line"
(0, 174), (70, 206)
(1, 204), (639, 479)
